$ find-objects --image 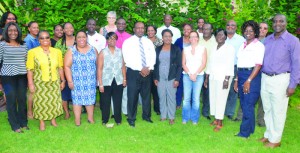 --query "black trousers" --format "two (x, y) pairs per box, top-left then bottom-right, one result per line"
(150, 72), (159, 113)
(127, 68), (151, 123)
(100, 79), (123, 124)
(2, 75), (28, 131)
